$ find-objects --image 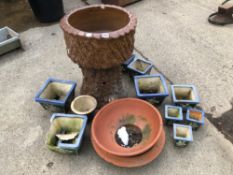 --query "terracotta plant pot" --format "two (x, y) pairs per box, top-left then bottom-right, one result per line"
(35, 78), (76, 112)
(134, 74), (169, 105)
(171, 84), (200, 110)
(186, 108), (205, 130)
(71, 95), (97, 117)
(164, 105), (183, 125)
(91, 98), (164, 157)
(60, 5), (137, 108)
(173, 123), (193, 147)
(46, 113), (88, 154)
